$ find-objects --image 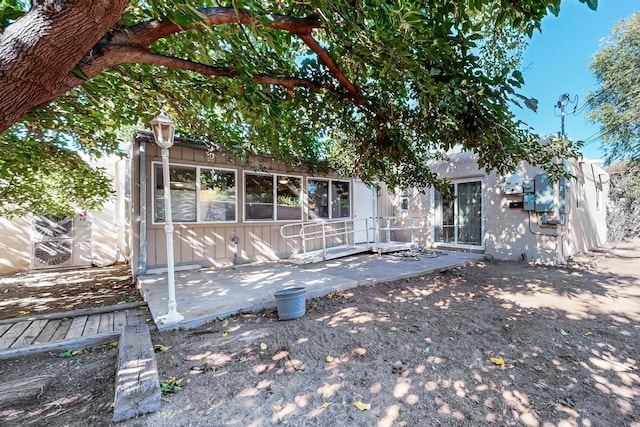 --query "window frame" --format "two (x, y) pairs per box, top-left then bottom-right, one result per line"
(151, 161), (238, 225)
(431, 178), (485, 250)
(307, 178), (352, 221)
(243, 171), (304, 222)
